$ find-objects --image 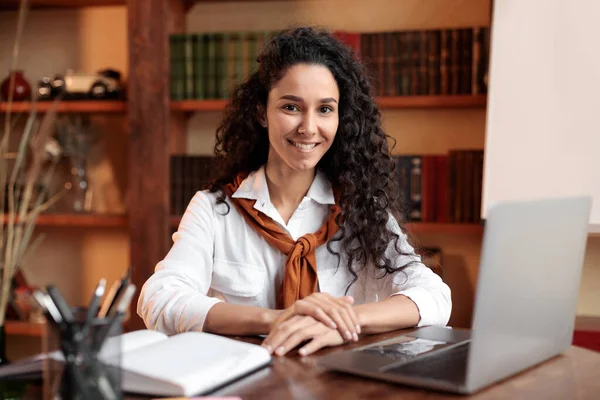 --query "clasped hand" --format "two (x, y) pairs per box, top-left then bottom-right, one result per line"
(262, 293), (361, 356)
